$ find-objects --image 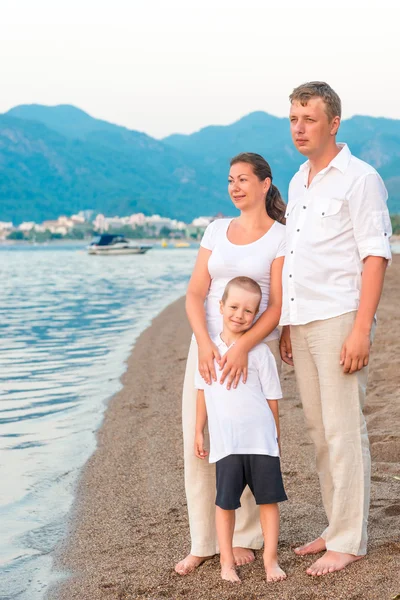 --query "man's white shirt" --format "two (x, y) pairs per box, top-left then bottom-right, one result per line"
(195, 336), (282, 464)
(280, 144), (392, 326)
